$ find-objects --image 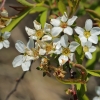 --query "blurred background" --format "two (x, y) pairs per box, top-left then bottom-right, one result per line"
(0, 0), (100, 100)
